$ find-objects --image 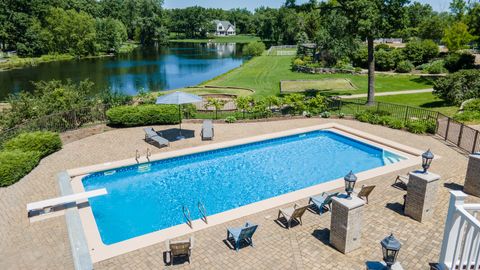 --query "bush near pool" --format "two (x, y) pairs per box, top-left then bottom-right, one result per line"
(106, 105), (181, 127)
(354, 110), (435, 134)
(0, 150), (41, 187)
(3, 131), (62, 158)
